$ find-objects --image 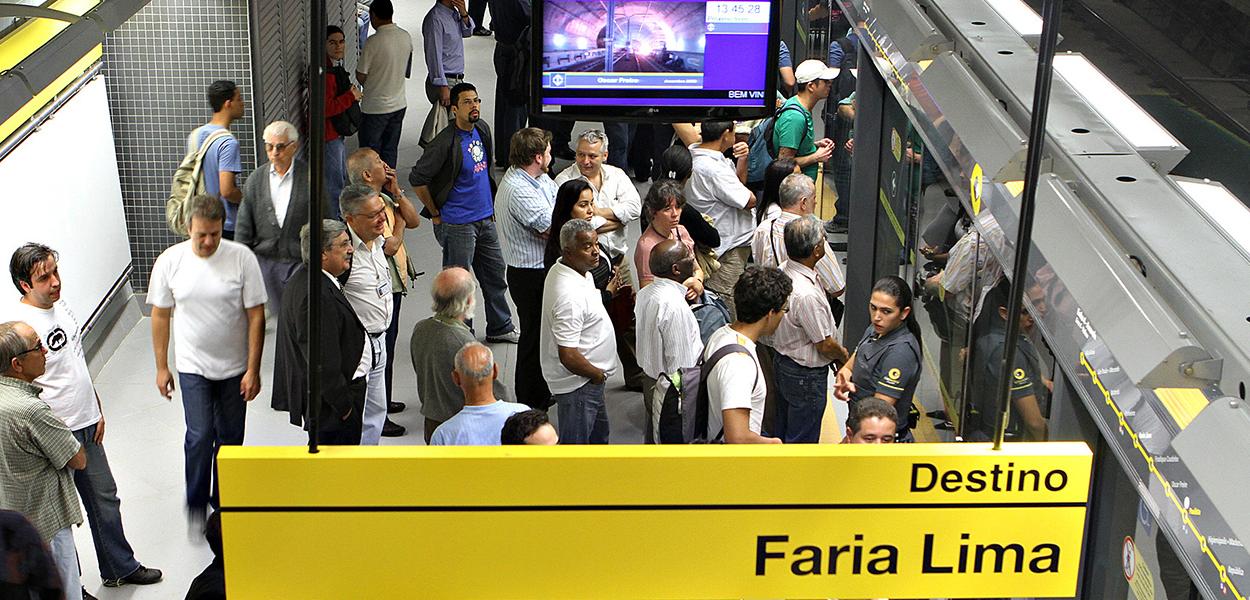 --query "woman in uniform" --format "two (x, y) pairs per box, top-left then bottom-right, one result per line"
(834, 276), (923, 442)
